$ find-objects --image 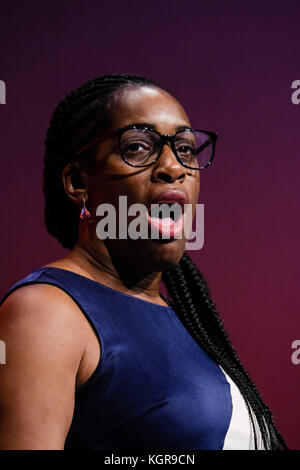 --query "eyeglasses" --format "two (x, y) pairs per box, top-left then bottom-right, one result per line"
(75, 124), (218, 170)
